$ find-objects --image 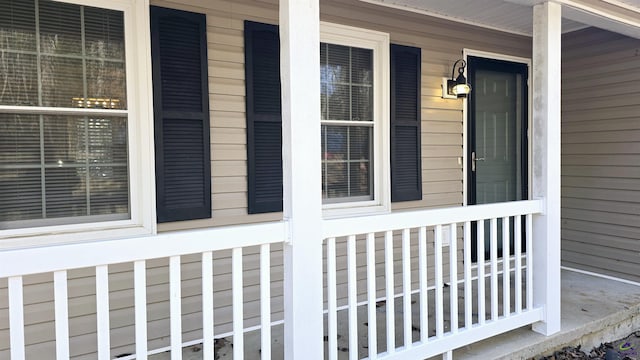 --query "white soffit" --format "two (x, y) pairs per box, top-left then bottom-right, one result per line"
(361, 0), (588, 35)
